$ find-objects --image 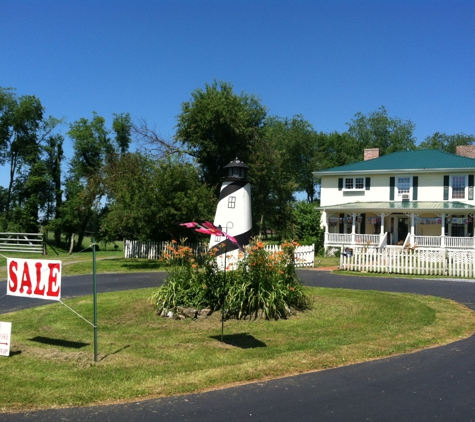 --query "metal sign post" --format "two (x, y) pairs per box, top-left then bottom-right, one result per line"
(92, 239), (98, 362)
